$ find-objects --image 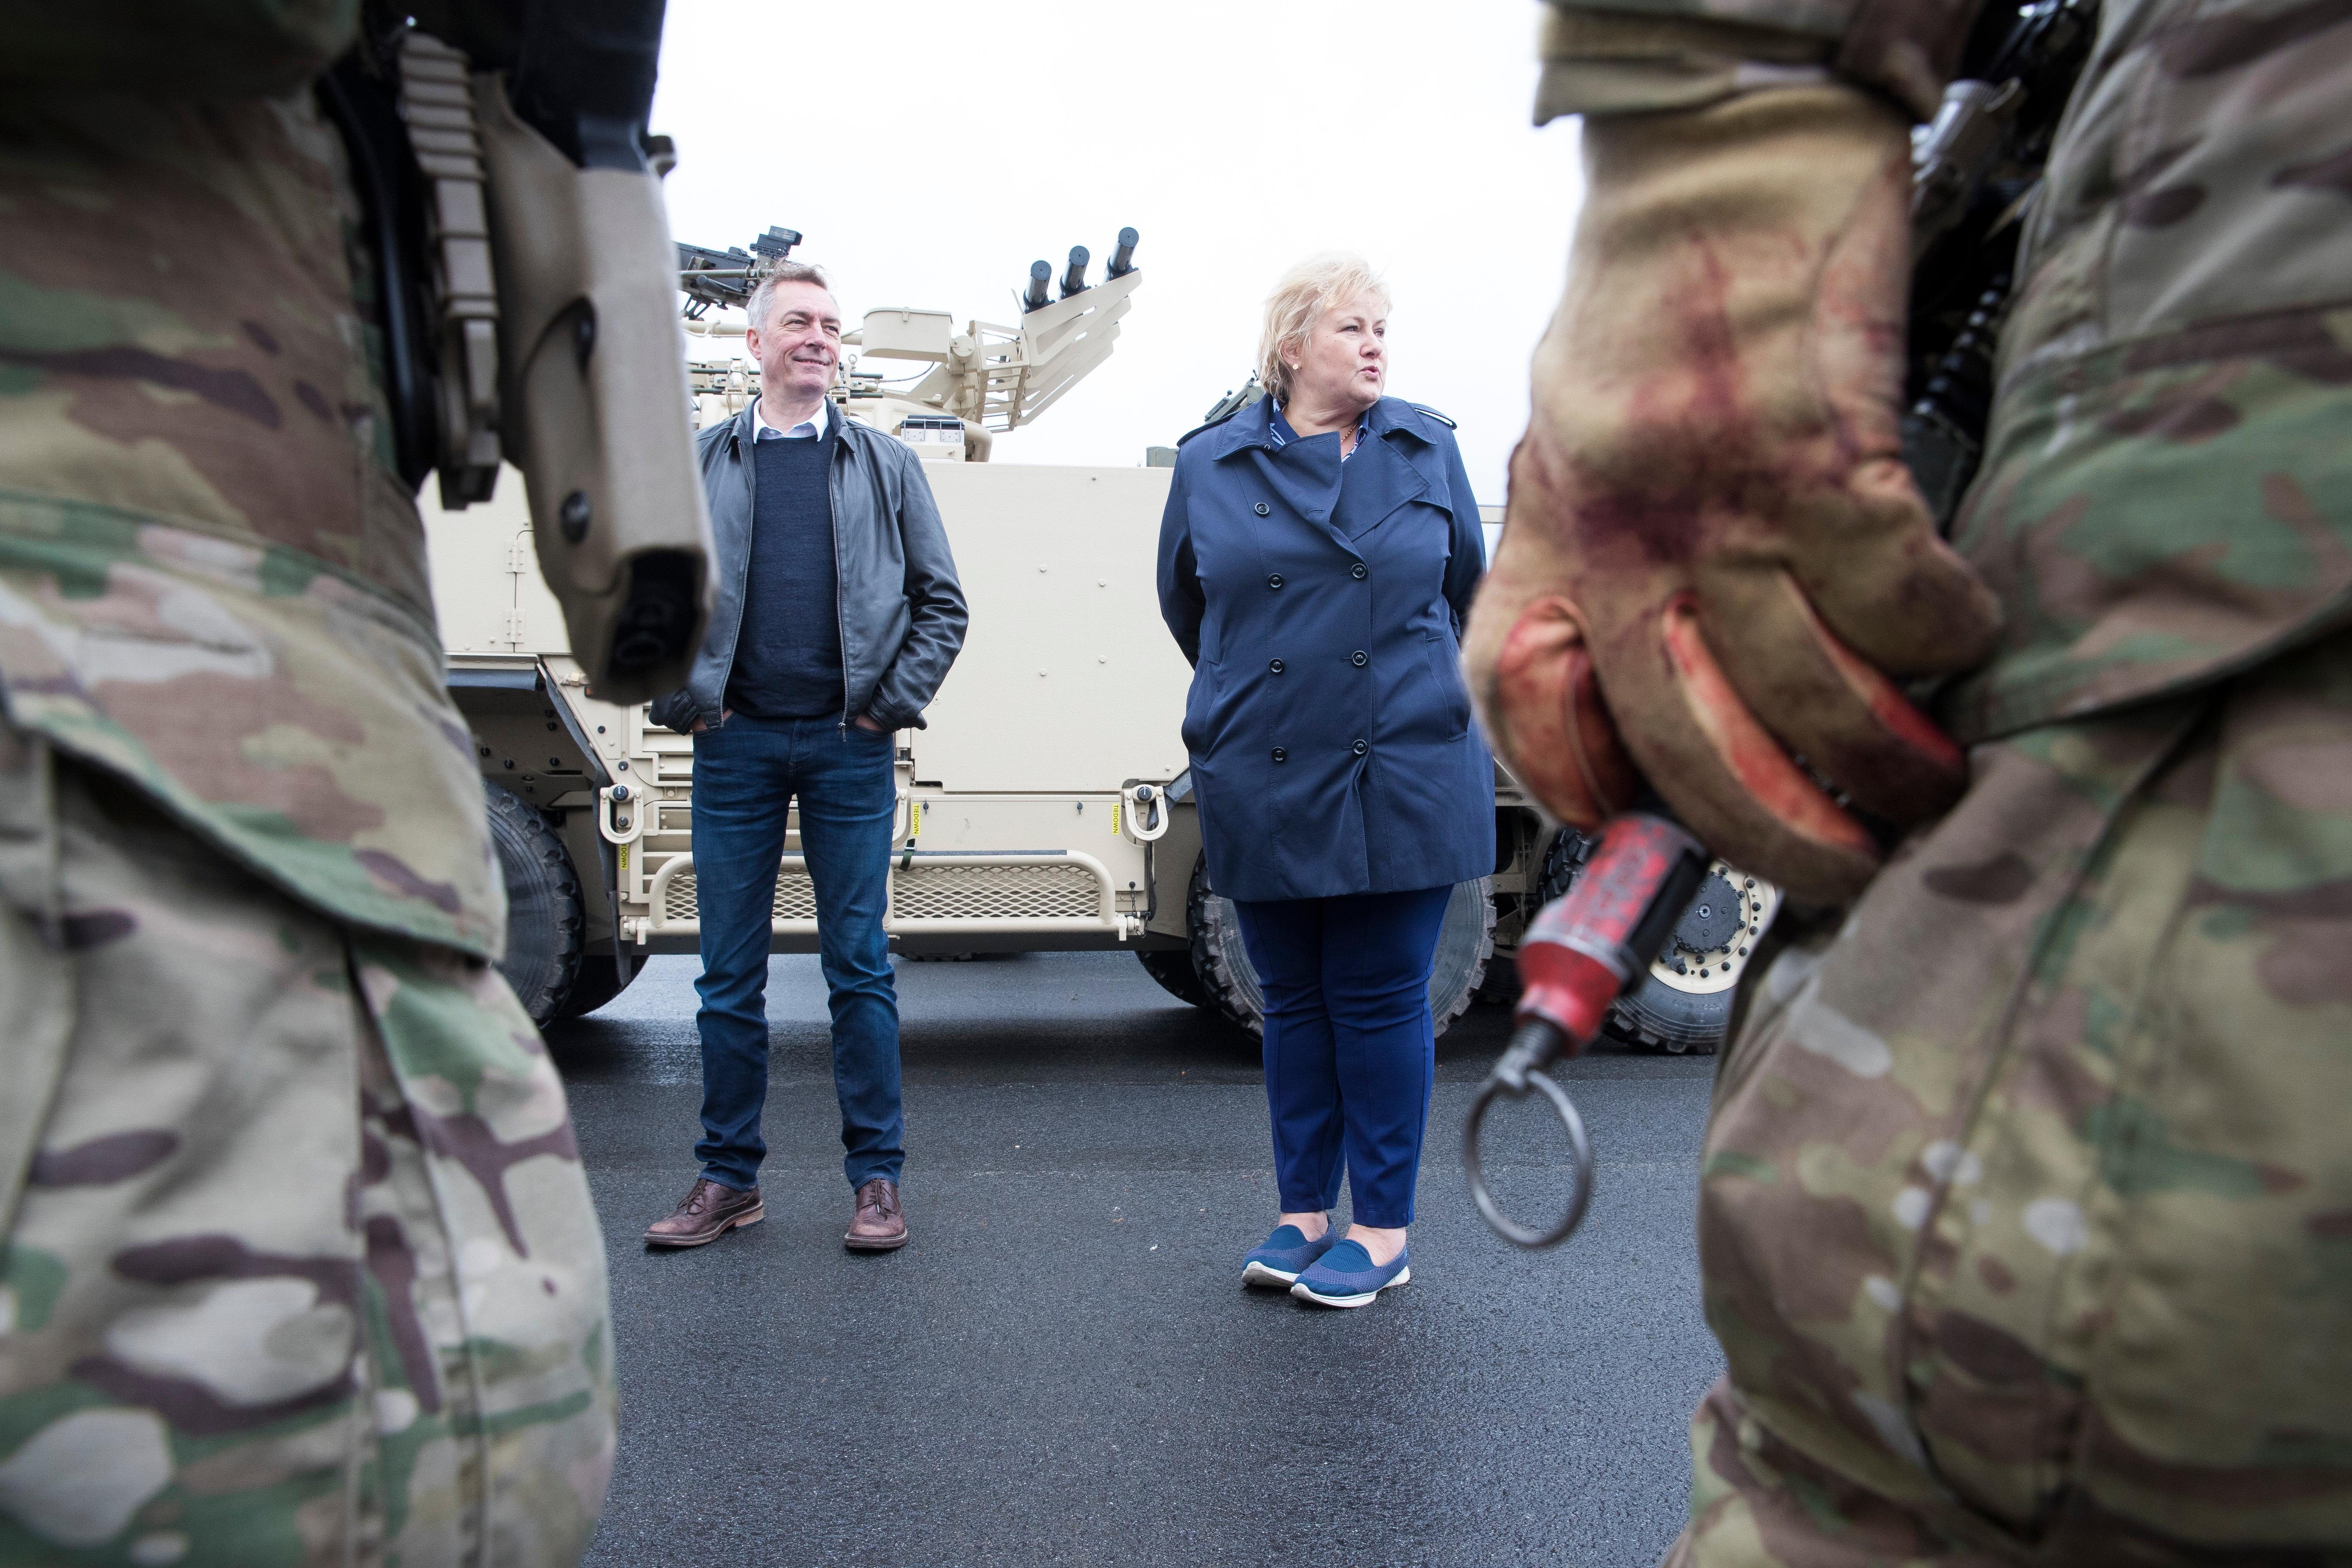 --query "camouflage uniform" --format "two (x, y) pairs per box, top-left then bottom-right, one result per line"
(1534, 0), (2352, 1558)
(0, 4), (615, 1561)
